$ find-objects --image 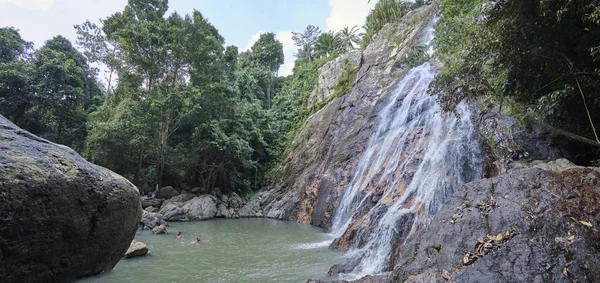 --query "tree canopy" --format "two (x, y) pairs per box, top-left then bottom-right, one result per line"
(434, 0), (600, 163)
